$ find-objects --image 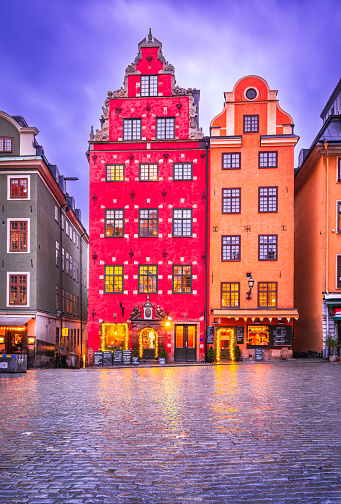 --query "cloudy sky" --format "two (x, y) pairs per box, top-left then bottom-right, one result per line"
(1, 0), (340, 230)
